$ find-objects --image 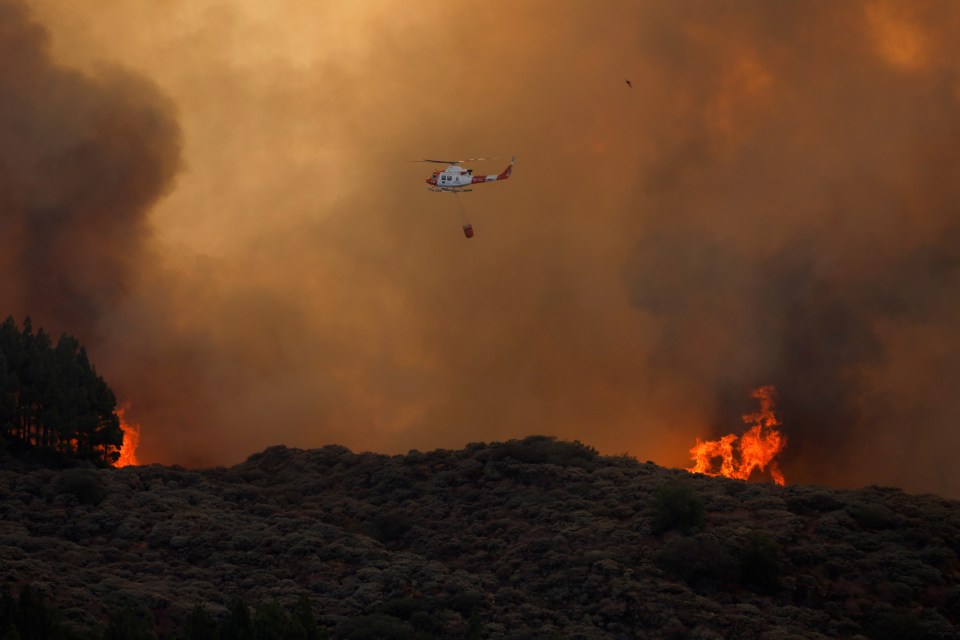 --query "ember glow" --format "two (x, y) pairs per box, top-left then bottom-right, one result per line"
(688, 386), (786, 485)
(115, 407), (141, 468)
